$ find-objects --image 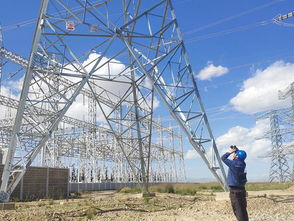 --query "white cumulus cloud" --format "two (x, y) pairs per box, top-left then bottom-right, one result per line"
(0, 77), (23, 120)
(185, 120), (271, 161)
(185, 149), (199, 159)
(1, 53), (160, 124)
(197, 62), (229, 80)
(216, 119), (271, 160)
(230, 61), (294, 114)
